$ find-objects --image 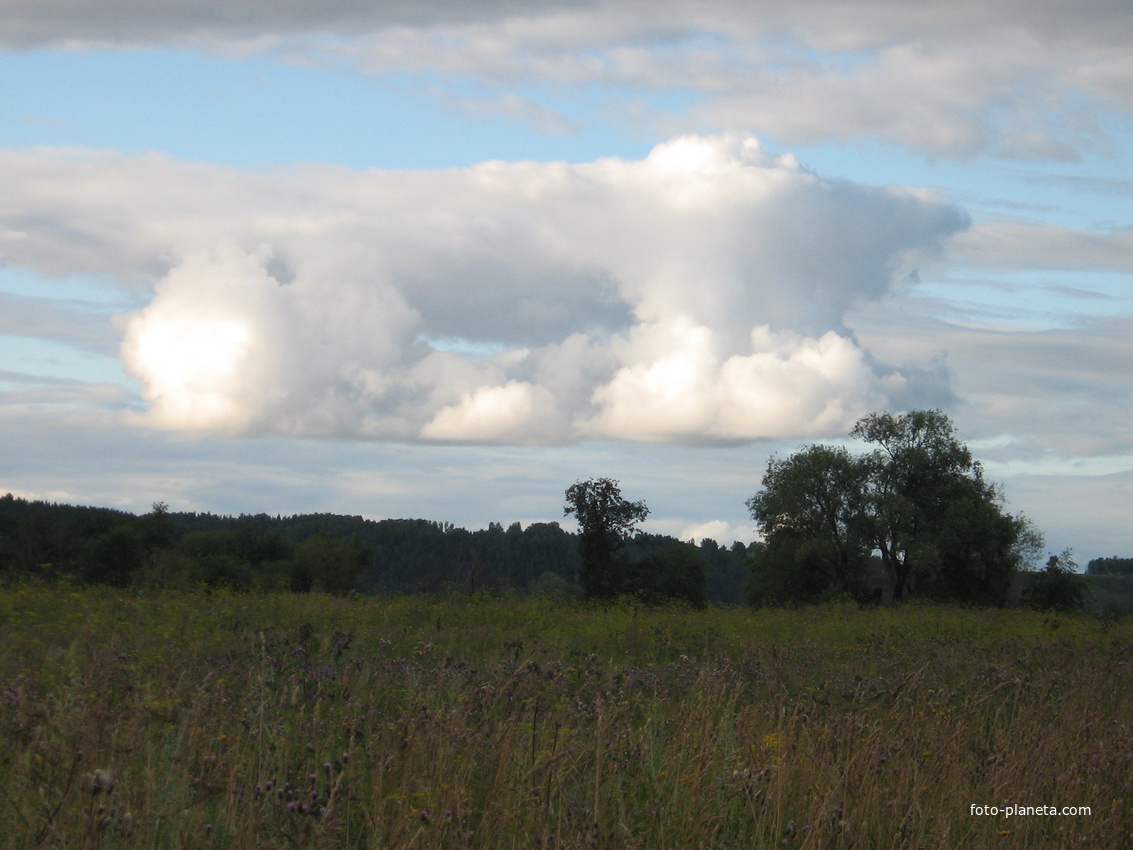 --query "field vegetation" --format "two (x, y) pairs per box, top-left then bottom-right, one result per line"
(2, 587), (1130, 848)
